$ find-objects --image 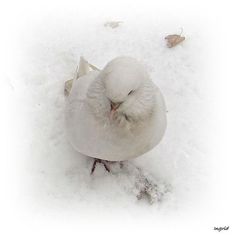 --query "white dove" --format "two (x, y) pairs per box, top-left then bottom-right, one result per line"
(65, 57), (167, 174)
